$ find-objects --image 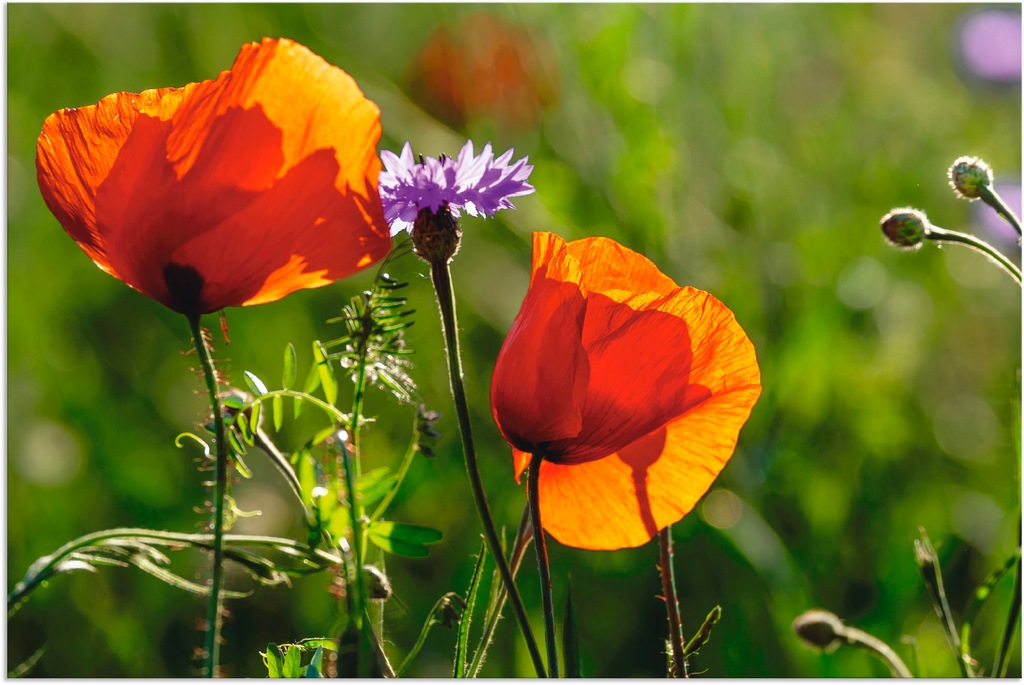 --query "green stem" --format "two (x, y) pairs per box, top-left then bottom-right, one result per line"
(926, 224), (1022, 286)
(7, 528), (351, 612)
(658, 527), (689, 677)
(396, 592), (462, 676)
(979, 185), (1022, 237)
(469, 506), (533, 677)
(370, 413), (421, 521)
(528, 452), (559, 678)
(994, 520), (1022, 677)
(344, 327), (373, 675)
(187, 314), (228, 678)
(338, 438), (370, 677)
(429, 261), (547, 678)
